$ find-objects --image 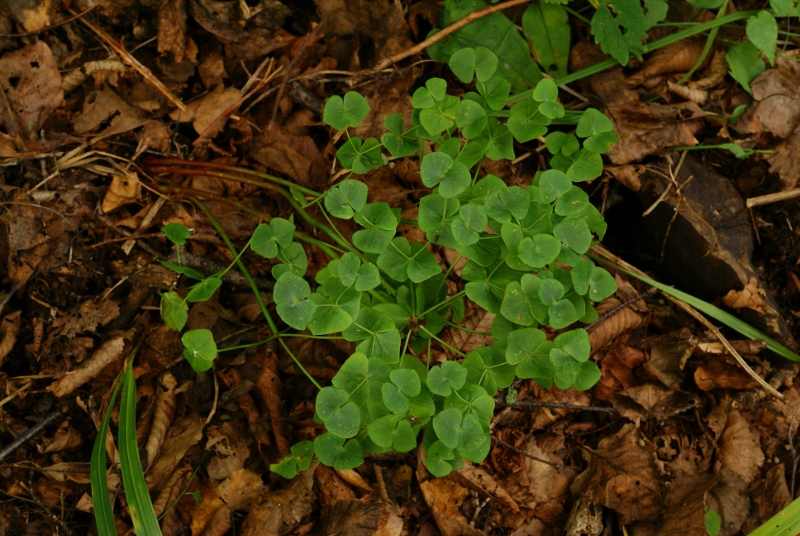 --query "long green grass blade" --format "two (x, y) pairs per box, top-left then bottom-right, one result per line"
(749, 496), (800, 536)
(119, 359), (163, 535)
(591, 255), (800, 362)
(91, 380), (122, 536)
